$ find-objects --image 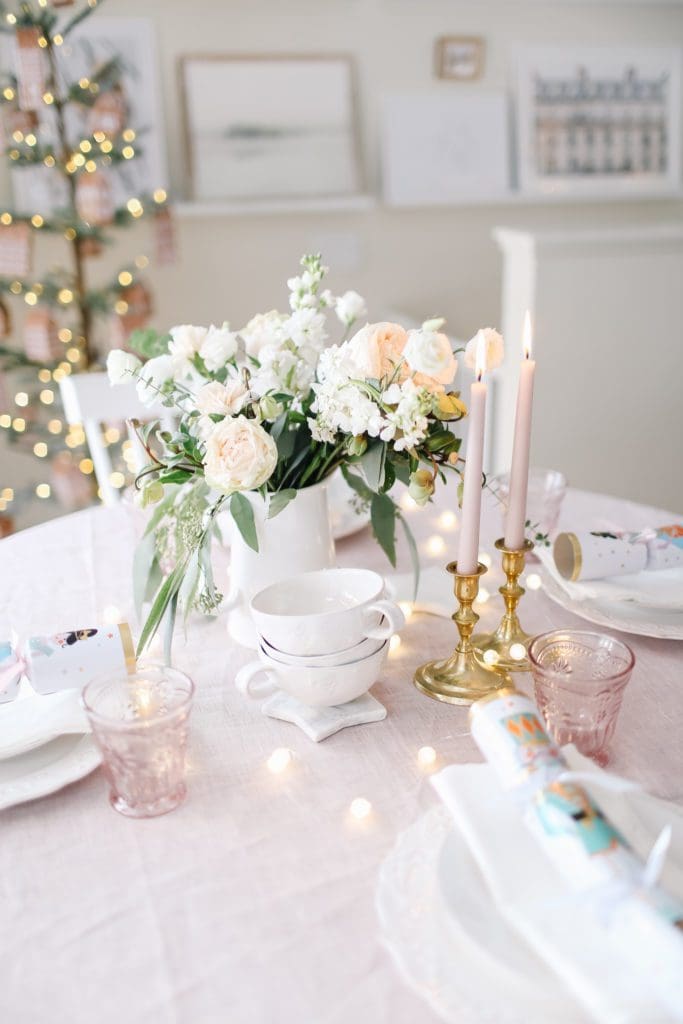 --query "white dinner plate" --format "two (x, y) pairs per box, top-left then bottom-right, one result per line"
(0, 733), (101, 812)
(541, 570), (683, 640)
(376, 806), (585, 1024)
